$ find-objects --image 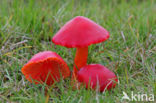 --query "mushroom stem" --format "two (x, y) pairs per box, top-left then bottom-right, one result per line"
(72, 47), (88, 80)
